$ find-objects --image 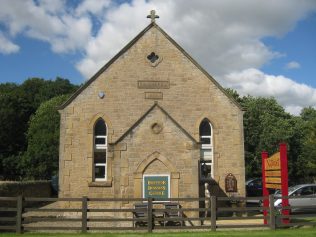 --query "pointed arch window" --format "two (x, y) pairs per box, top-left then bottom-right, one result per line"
(199, 119), (213, 150)
(95, 119), (107, 149)
(94, 119), (107, 181)
(199, 119), (213, 180)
